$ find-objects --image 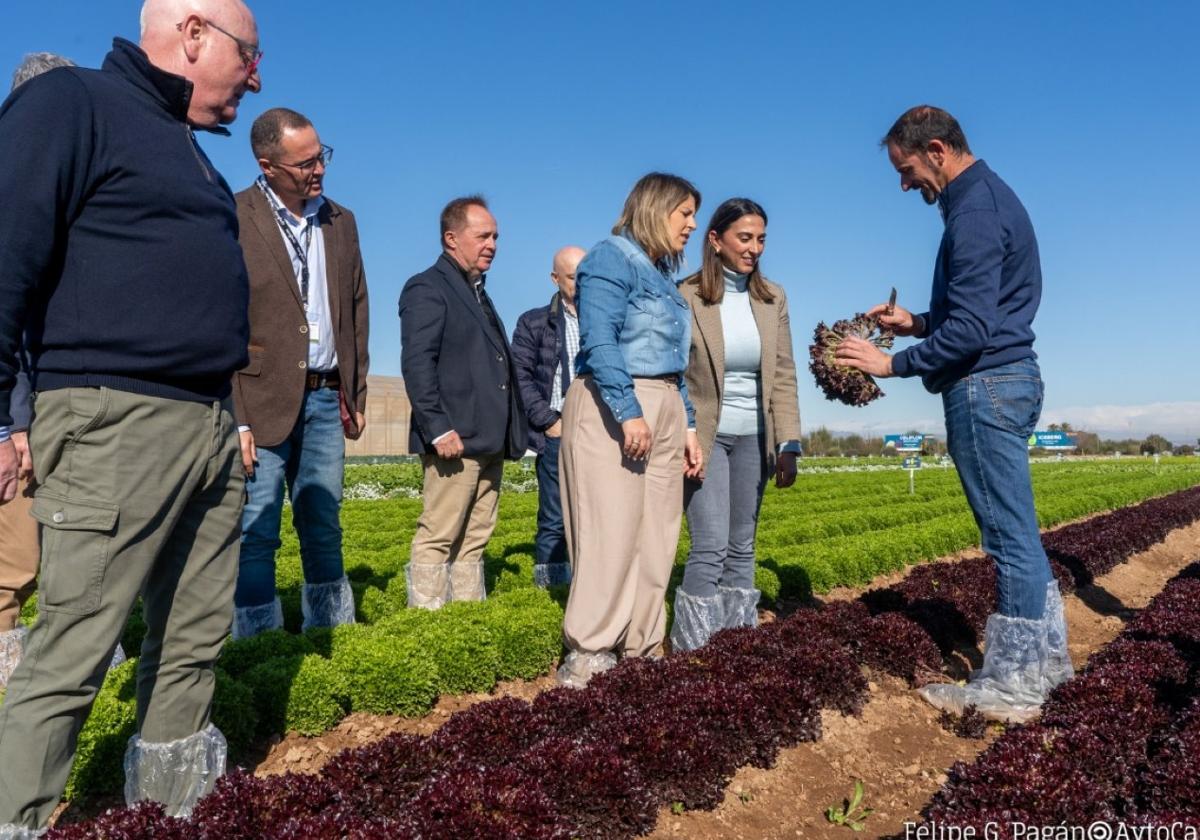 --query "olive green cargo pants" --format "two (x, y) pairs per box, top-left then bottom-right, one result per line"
(0, 388), (243, 829)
